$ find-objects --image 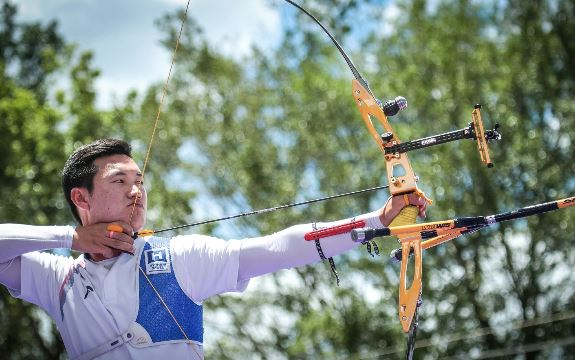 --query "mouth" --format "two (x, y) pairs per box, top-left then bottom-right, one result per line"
(128, 202), (145, 210)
